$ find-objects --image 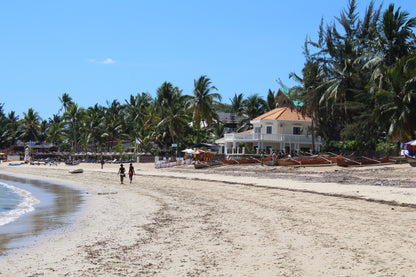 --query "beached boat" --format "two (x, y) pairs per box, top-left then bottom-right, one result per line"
(336, 155), (391, 167)
(68, 168), (84, 173)
(405, 155), (416, 167)
(276, 155), (339, 166)
(8, 162), (23, 166)
(194, 160), (222, 169)
(220, 155), (271, 164)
